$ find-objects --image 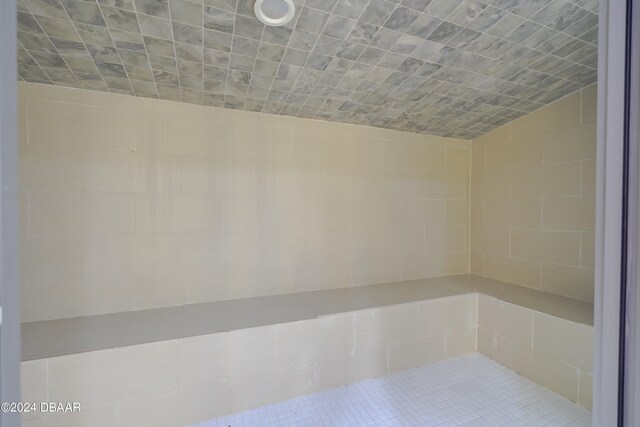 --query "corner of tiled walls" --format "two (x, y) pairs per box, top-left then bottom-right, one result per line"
(470, 84), (597, 303)
(18, 82), (471, 322)
(477, 294), (593, 410)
